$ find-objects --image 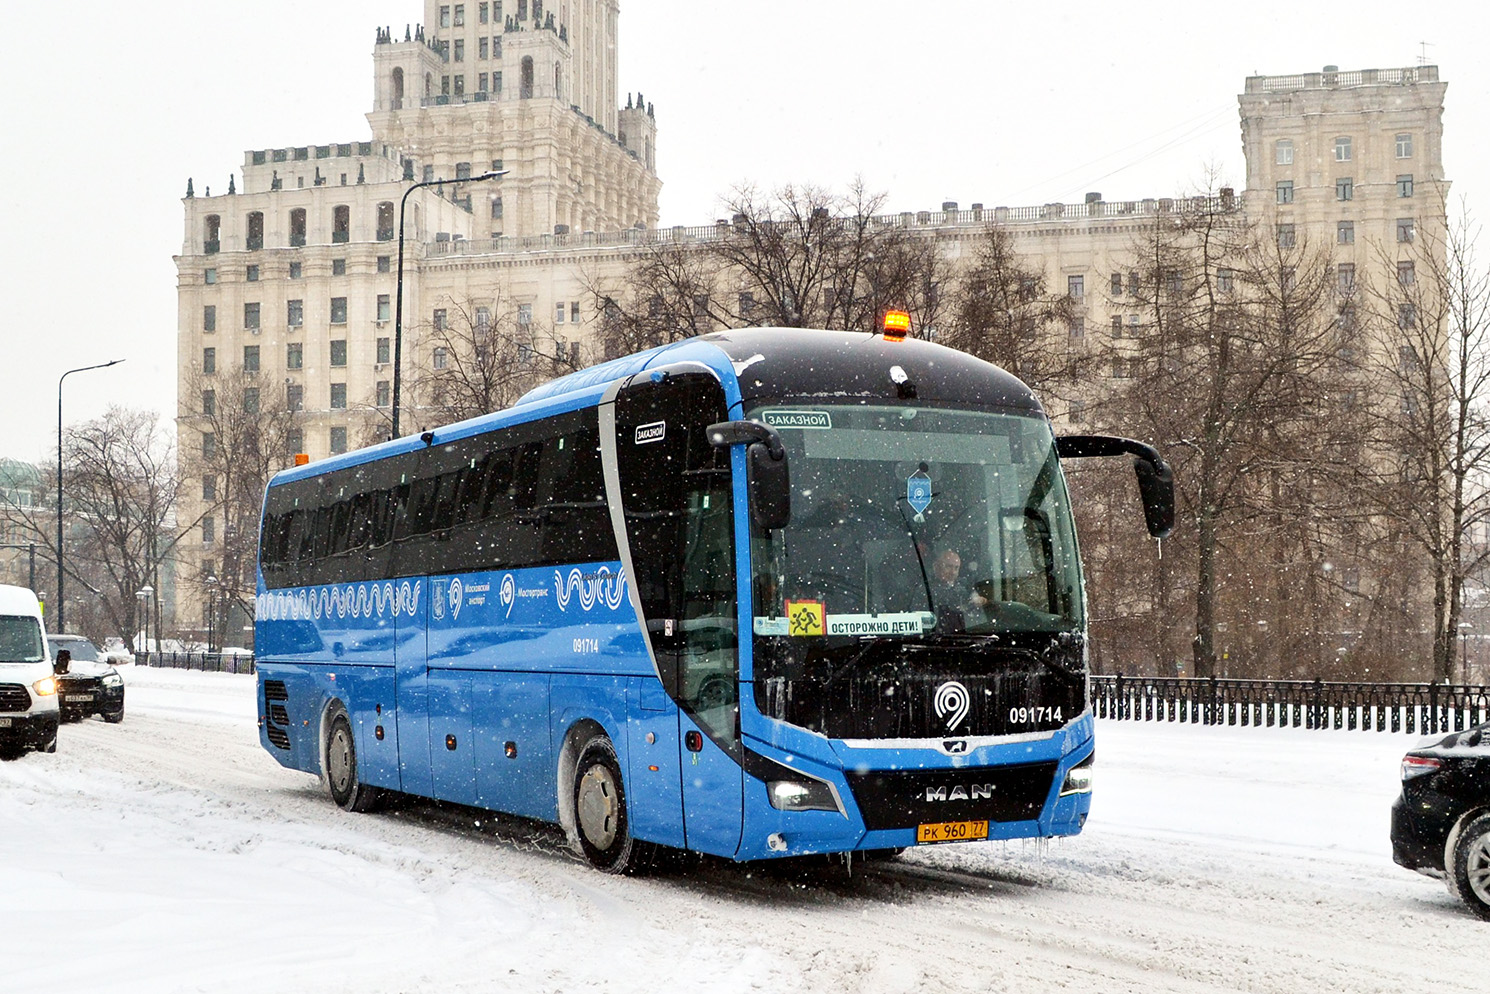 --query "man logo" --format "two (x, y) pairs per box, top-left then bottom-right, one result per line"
(635, 421), (666, 445)
(943, 739), (969, 755)
(934, 680), (971, 733)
